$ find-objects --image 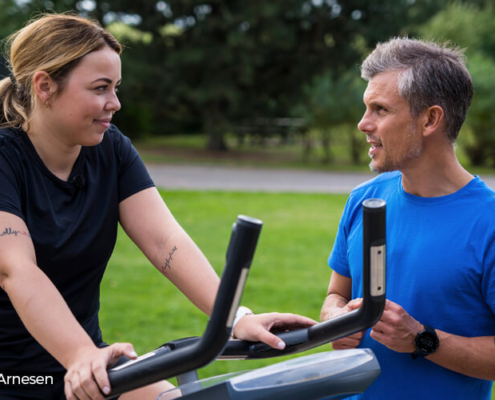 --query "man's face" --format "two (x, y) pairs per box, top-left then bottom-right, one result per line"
(358, 70), (423, 173)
